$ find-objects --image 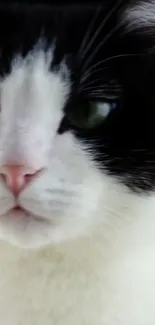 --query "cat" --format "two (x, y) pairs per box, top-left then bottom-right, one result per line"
(0, 0), (154, 324)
